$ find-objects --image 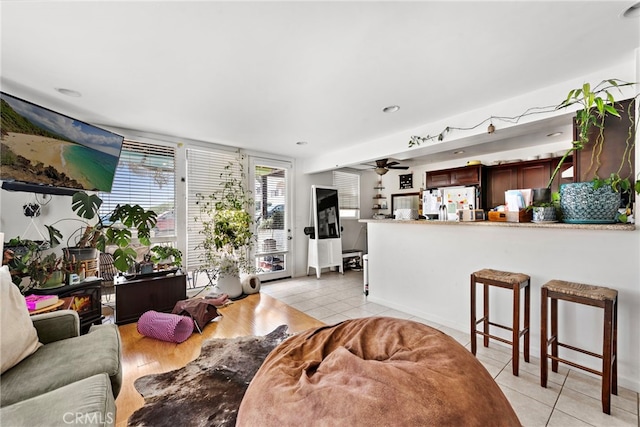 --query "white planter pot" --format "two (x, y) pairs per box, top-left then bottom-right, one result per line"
(216, 273), (243, 298)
